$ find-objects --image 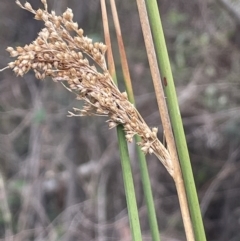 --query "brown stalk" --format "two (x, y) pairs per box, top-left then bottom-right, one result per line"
(109, 0), (134, 104)
(100, 2), (143, 240)
(135, 0), (195, 240)
(100, 0), (115, 76)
